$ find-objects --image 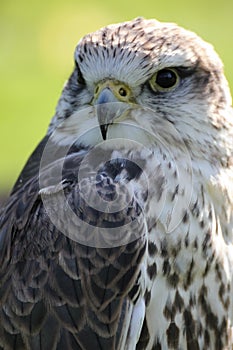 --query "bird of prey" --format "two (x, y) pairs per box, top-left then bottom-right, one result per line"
(0, 17), (233, 350)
